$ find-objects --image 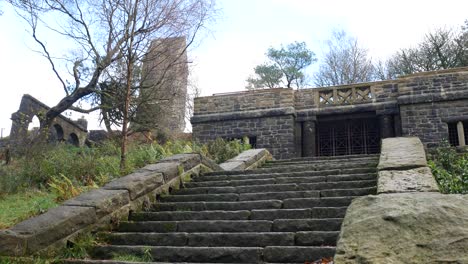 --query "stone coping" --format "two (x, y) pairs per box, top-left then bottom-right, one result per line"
(219, 149), (273, 171)
(0, 149), (272, 257)
(191, 107), (296, 123)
